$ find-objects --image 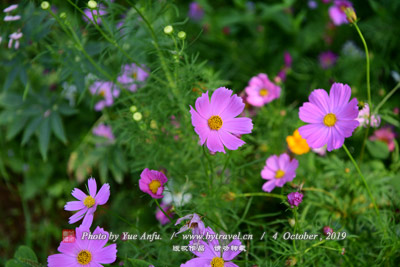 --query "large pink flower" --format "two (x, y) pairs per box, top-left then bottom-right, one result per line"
(139, 168), (168, 199)
(64, 178), (110, 227)
(245, 73), (281, 107)
(261, 153), (299, 192)
(190, 87), (253, 153)
(298, 83), (359, 151)
(48, 225), (117, 267)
